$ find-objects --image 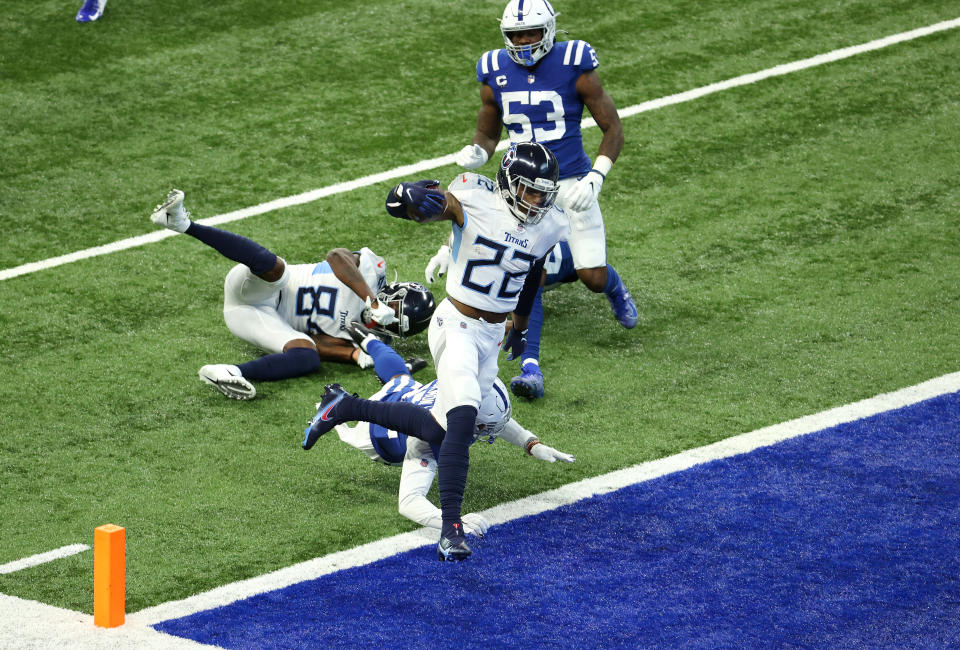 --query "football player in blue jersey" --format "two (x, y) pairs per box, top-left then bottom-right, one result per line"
(150, 189), (433, 400)
(306, 143), (569, 561)
(325, 326), (574, 538)
(453, 0), (639, 395)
